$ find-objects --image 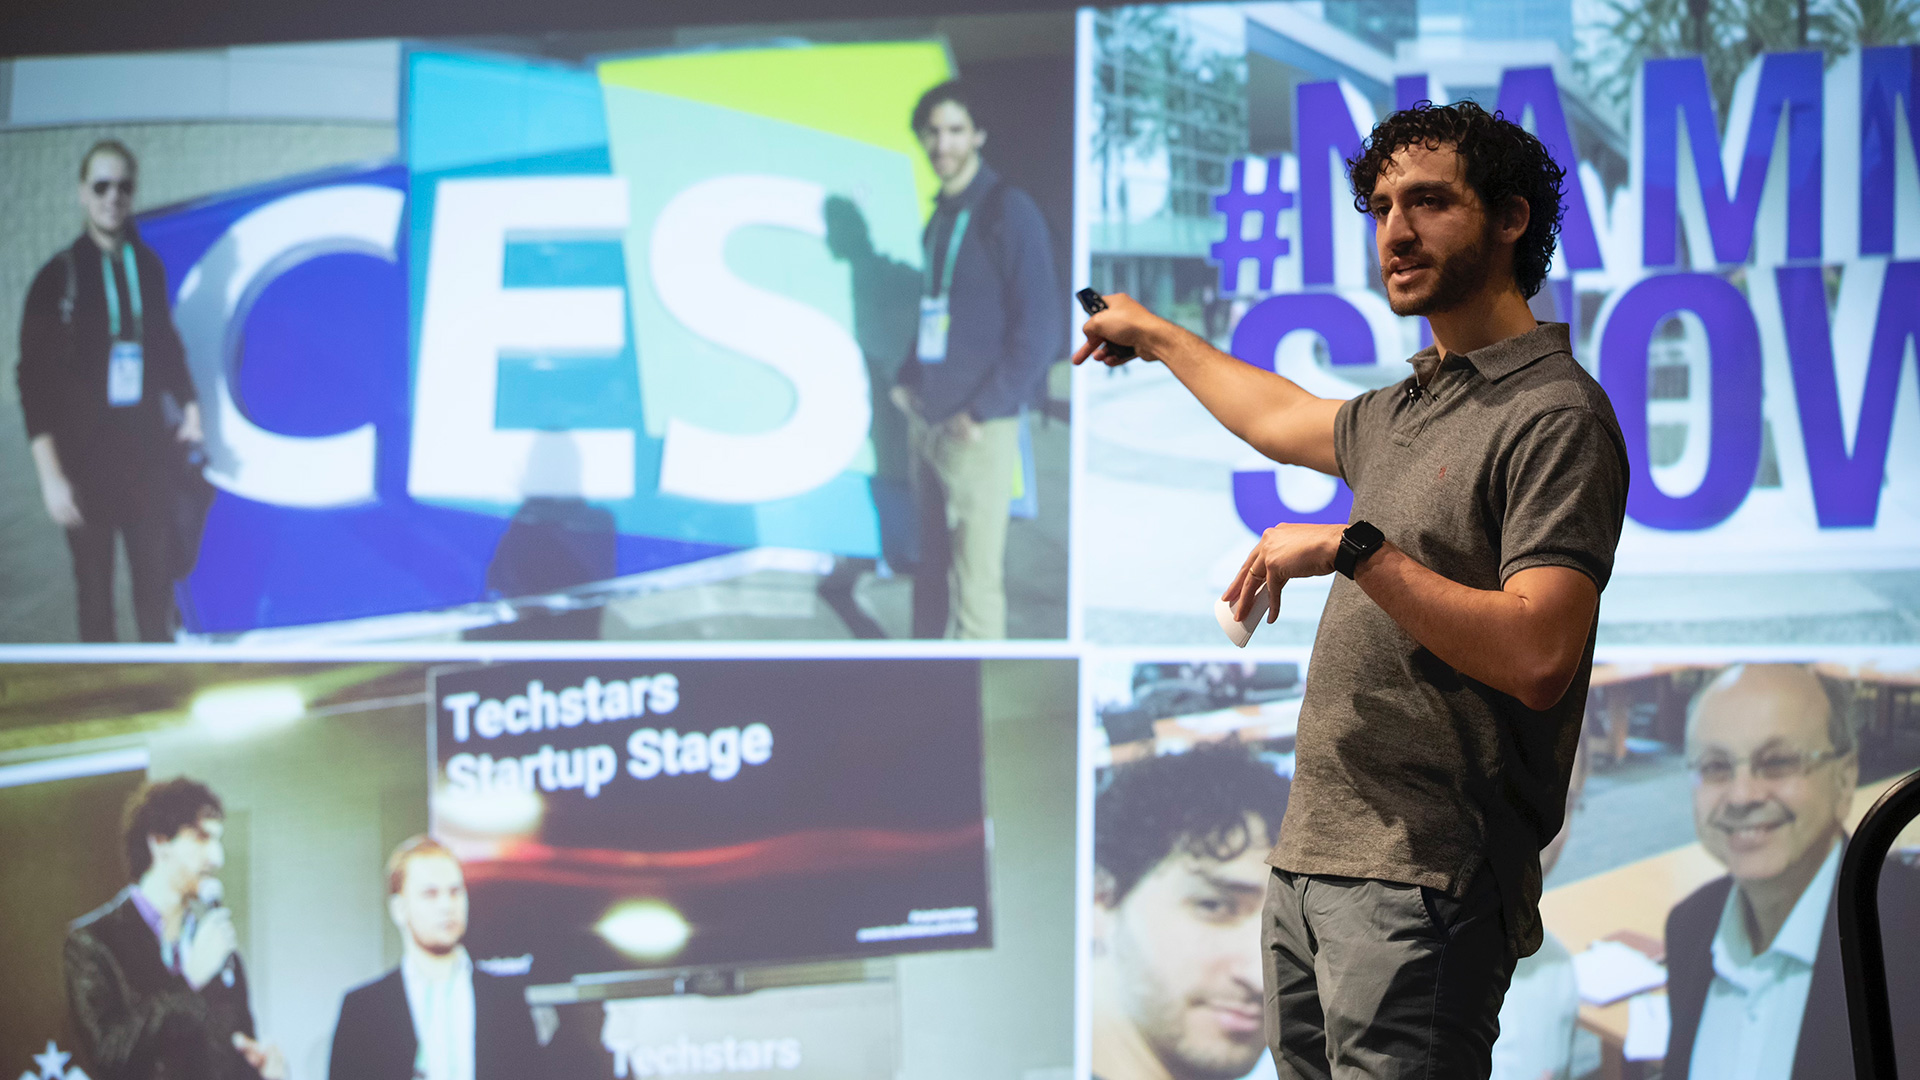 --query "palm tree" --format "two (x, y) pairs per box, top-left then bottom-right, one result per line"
(1583, 0), (1750, 117)
(1830, 0), (1920, 45)
(1583, 0), (1895, 120)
